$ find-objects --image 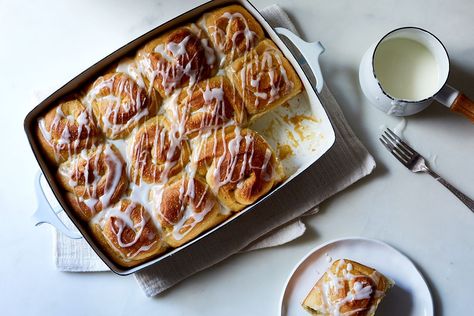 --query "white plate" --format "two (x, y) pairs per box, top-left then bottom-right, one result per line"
(280, 237), (433, 316)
